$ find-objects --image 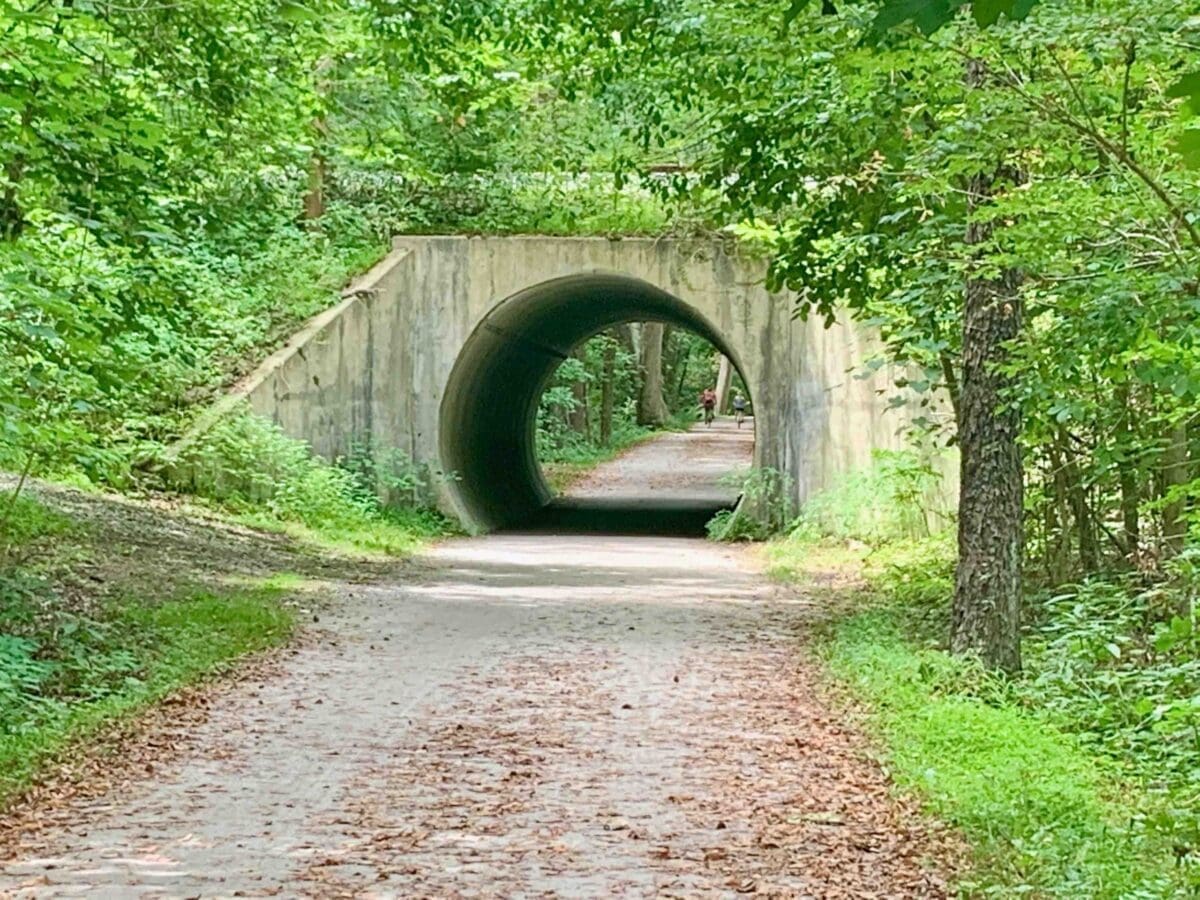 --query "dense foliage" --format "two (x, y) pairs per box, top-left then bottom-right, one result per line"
(2, 0), (1200, 887)
(557, 0), (1199, 667)
(0, 0), (686, 500)
(1, 0), (1195, 674)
